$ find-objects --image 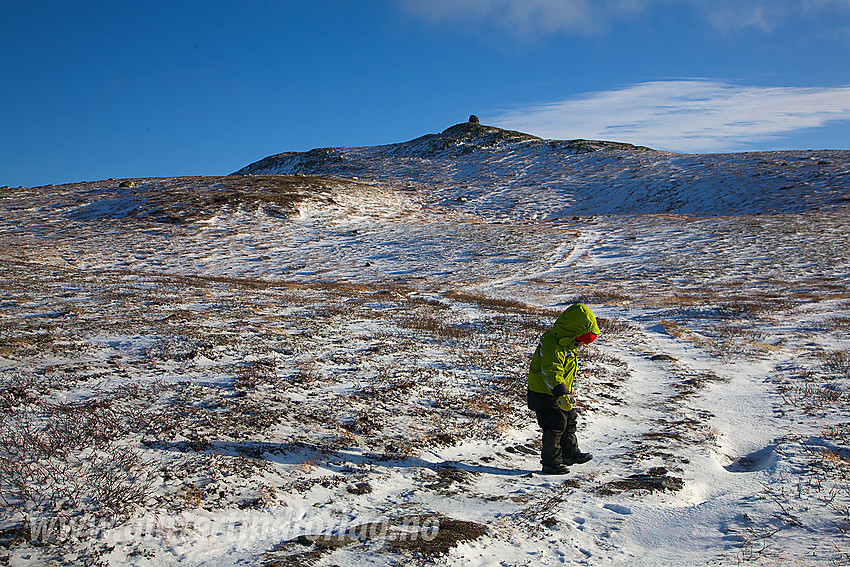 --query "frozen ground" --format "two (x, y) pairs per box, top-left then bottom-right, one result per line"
(0, 167), (849, 566)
